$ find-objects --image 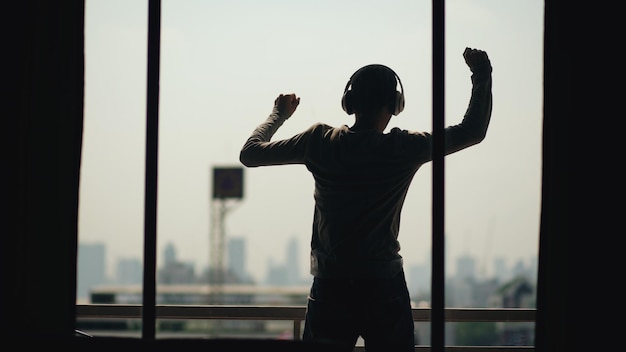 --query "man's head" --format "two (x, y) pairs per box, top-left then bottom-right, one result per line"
(341, 64), (405, 116)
